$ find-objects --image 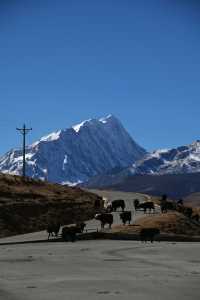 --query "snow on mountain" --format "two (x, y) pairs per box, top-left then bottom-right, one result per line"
(82, 140), (200, 189)
(0, 115), (146, 184)
(72, 119), (92, 133)
(130, 140), (200, 175)
(40, 131), (61, 142)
